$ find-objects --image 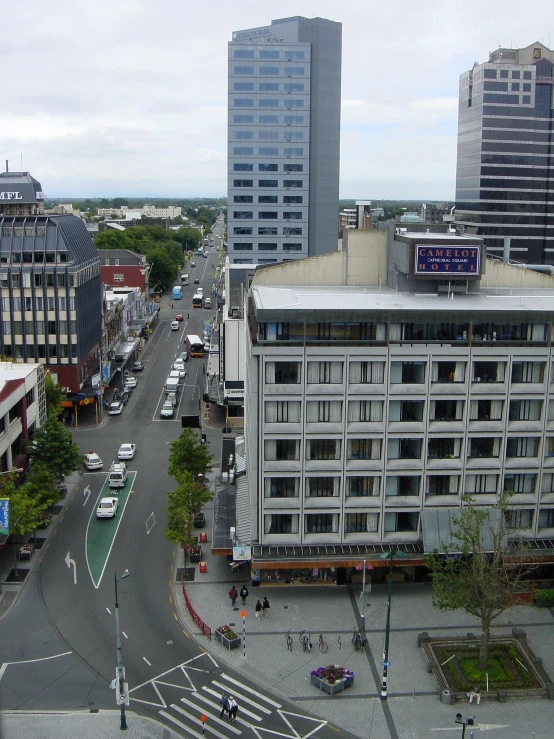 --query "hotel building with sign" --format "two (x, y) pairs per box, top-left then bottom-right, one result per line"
(233, 227), (554, 584)
(227, 16), (342, 266)
(455, 42), (554, 264)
